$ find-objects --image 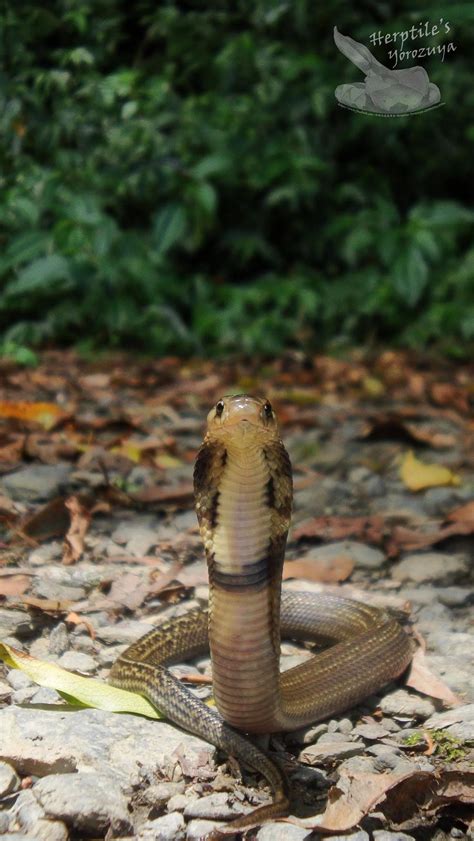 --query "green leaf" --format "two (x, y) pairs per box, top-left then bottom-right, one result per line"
(392, 247), (428, 307)
(5, 255), (72, 297)
(152, 204), (187, 258)
(0, 642), (161, 719)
